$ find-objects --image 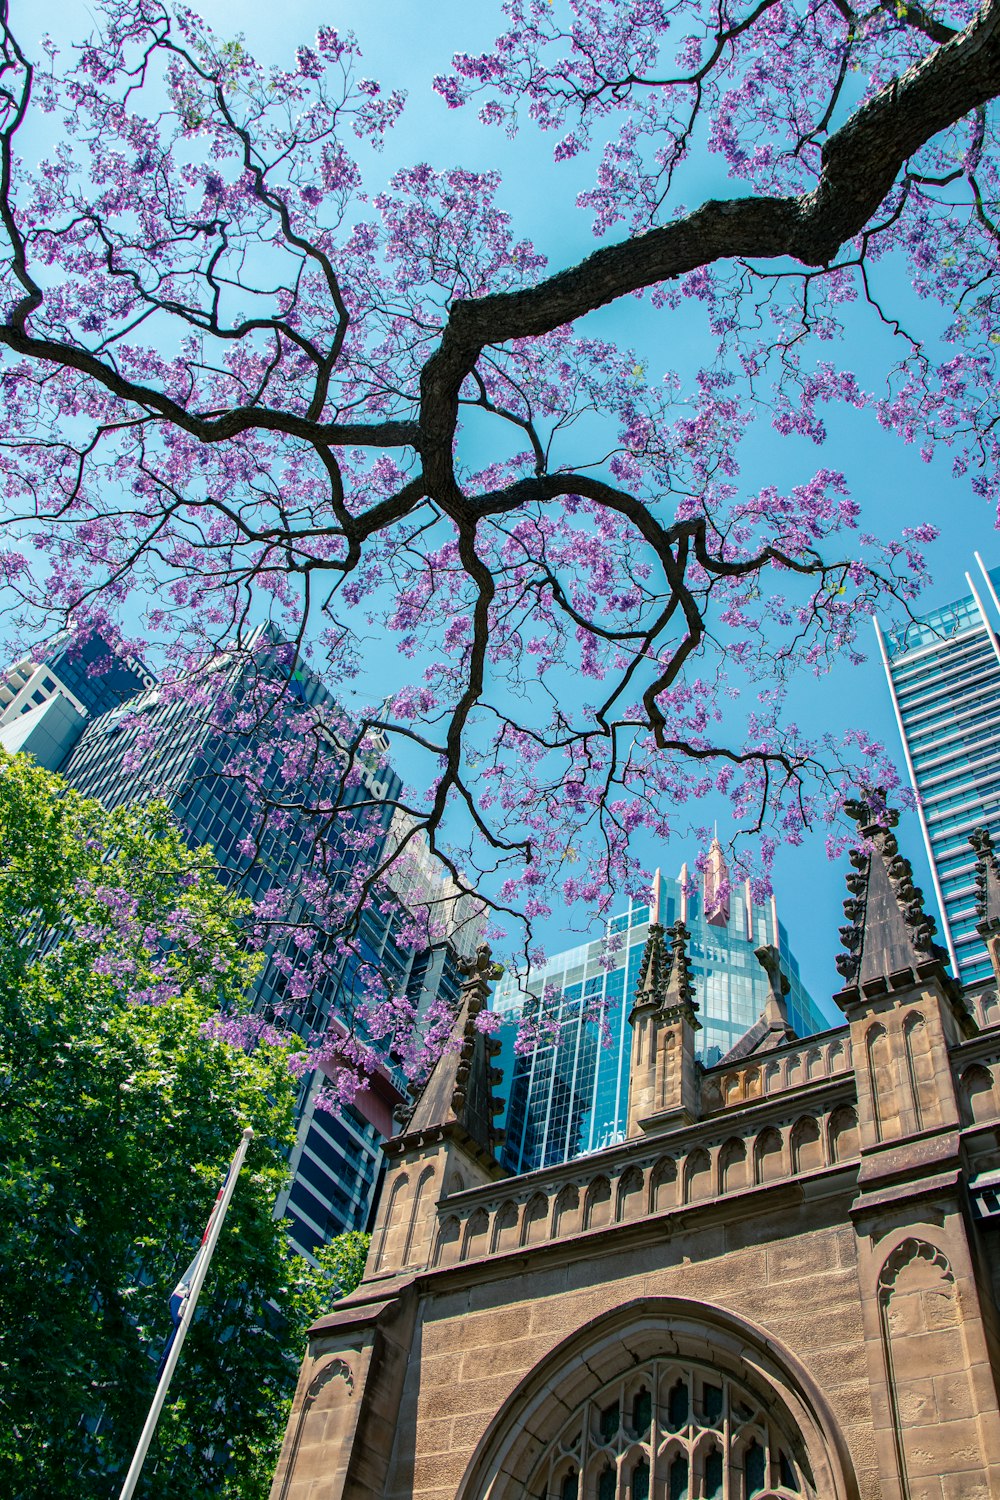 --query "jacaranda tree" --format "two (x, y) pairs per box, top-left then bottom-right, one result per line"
(0, 0), (997, 1067)
(0, 749), (302, 1499)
